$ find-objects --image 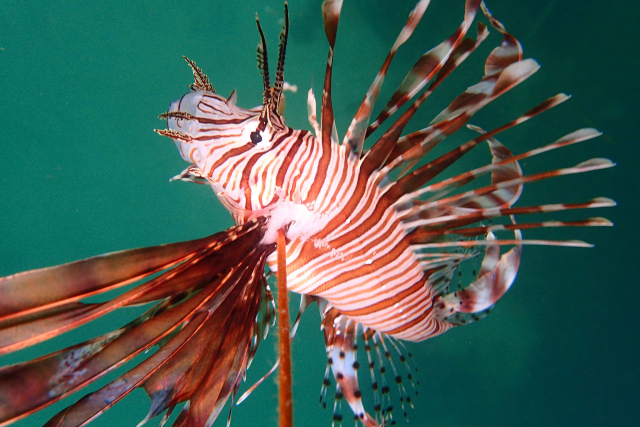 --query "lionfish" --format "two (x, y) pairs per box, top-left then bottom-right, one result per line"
(0, 1), (614, 426)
